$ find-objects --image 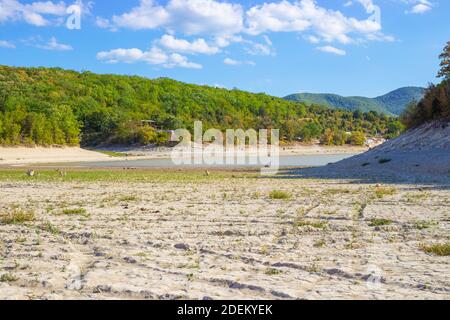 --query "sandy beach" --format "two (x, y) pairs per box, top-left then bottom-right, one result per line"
(0, 169), (448, 300)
